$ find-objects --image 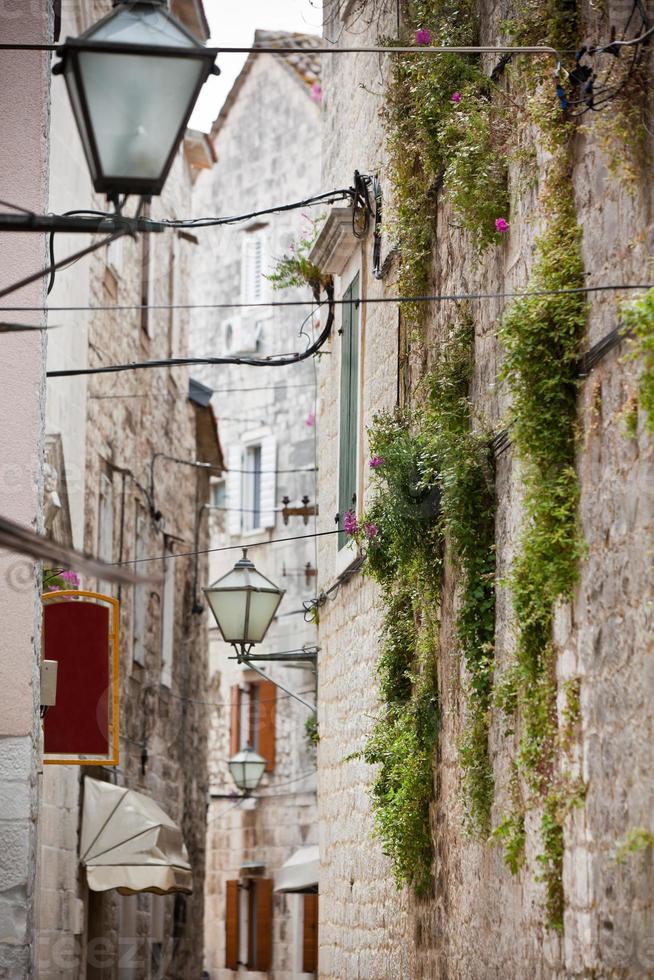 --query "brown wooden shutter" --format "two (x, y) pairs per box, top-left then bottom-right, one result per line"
(256, 680), (276, 772)
(225, 880), (240, 970)
(230, 685), (241, 756)
(302, 893), (318, 974)
(253, 878), (273, 972)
